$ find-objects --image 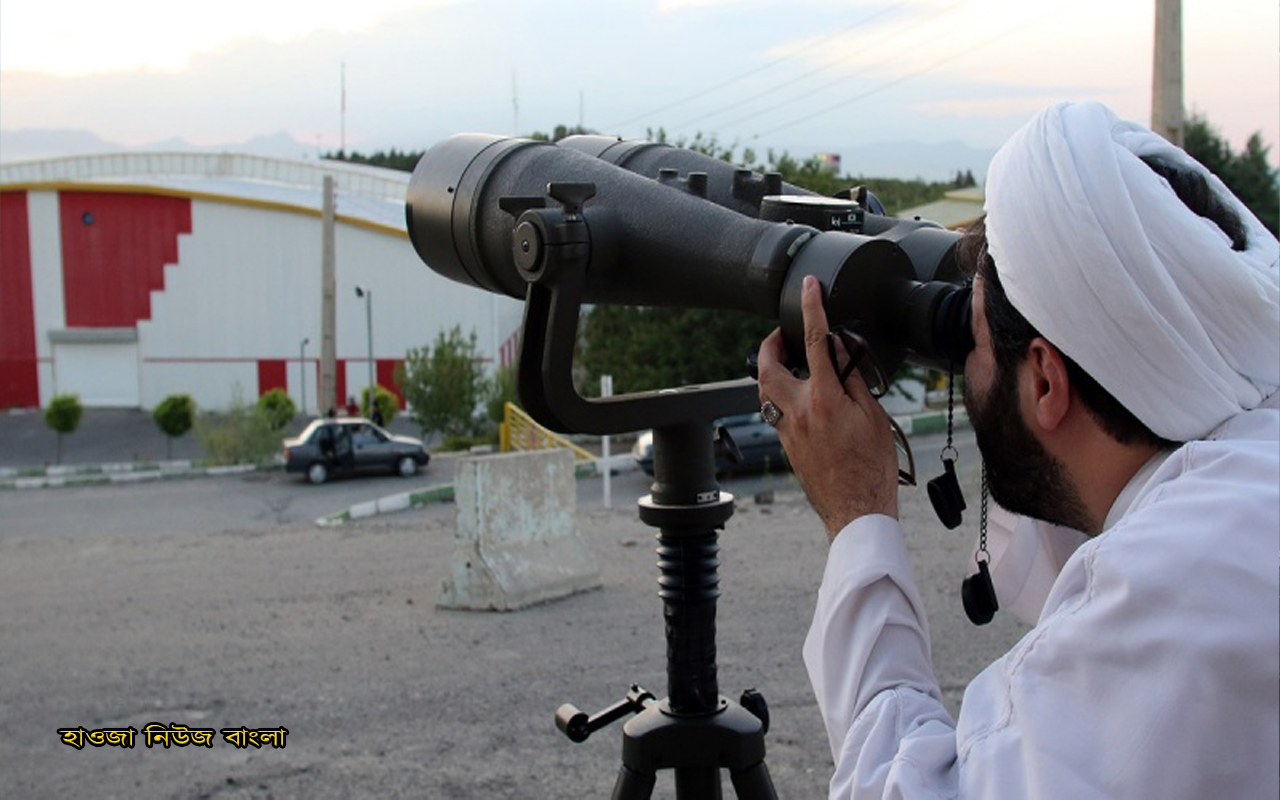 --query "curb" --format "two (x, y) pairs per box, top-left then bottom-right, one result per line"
(0, 461), (273, 491)
(316, 483), (456, 527)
